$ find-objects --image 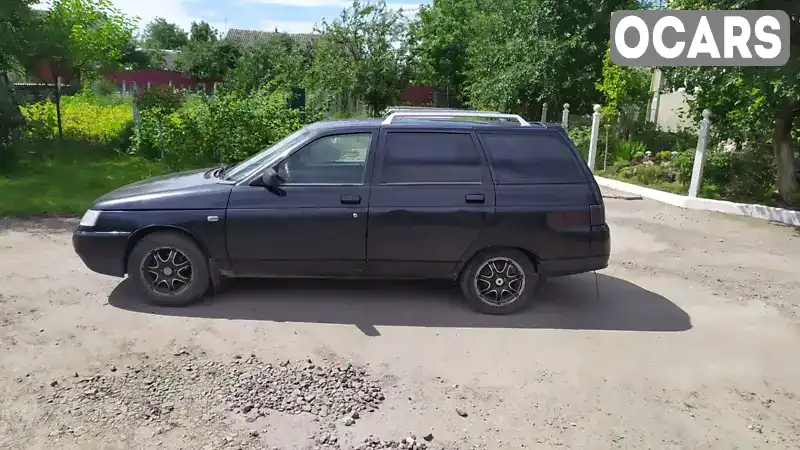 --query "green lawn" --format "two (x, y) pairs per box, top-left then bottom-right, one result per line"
(596, 168), (689, 195)
(0, 139), (165, 216)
